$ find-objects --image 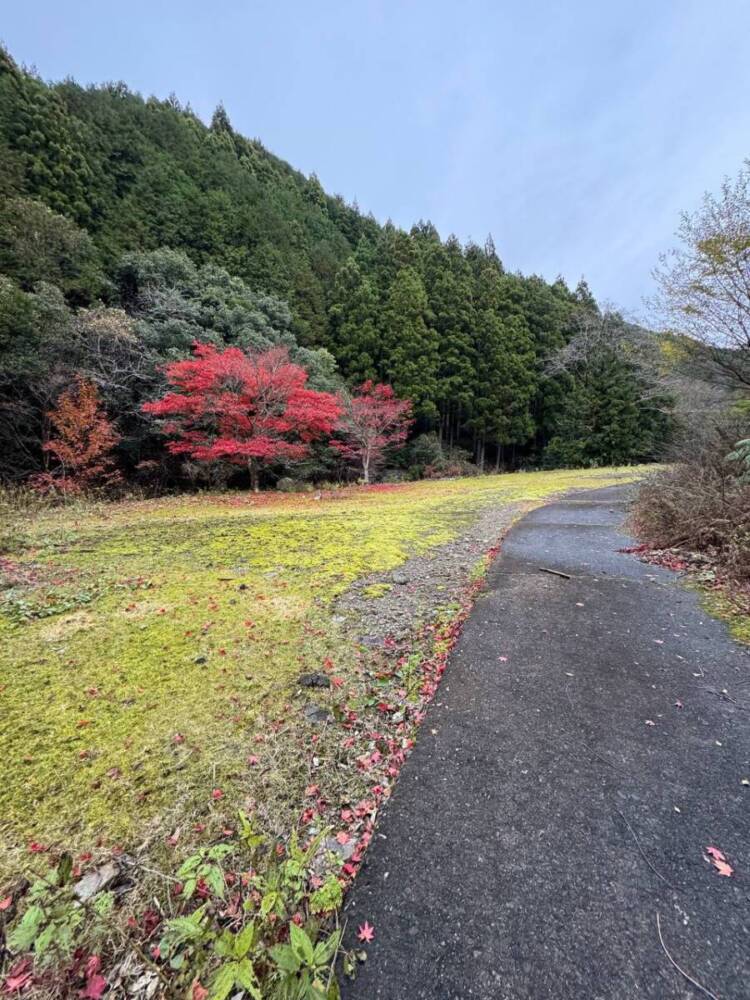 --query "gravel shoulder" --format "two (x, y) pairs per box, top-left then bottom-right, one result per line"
(333, 500), (531, 648)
